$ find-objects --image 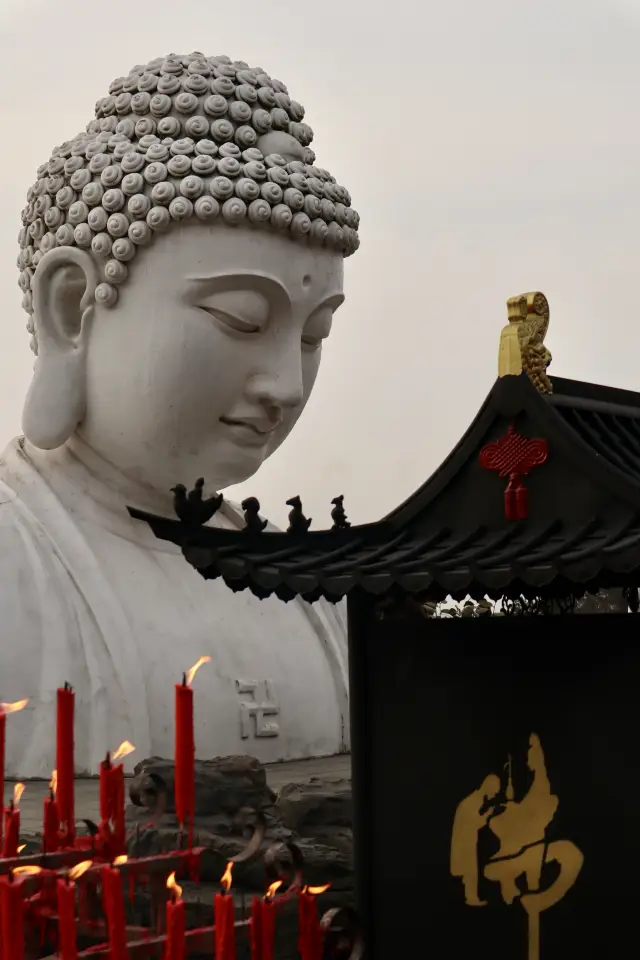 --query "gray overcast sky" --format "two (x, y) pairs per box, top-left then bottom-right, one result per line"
(0, 0), (638, 527)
